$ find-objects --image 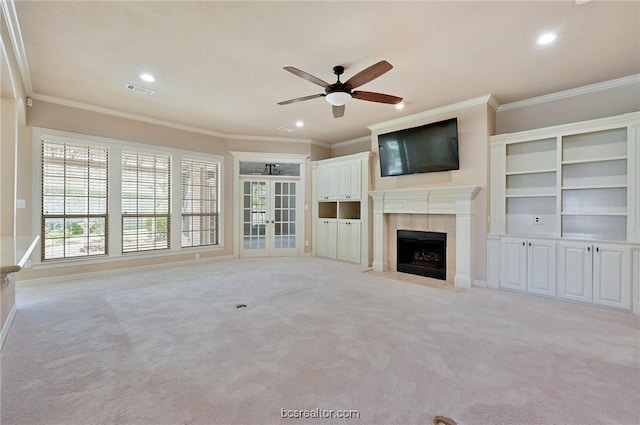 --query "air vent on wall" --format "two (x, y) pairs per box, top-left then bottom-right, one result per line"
(125, 83), (155, 96)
